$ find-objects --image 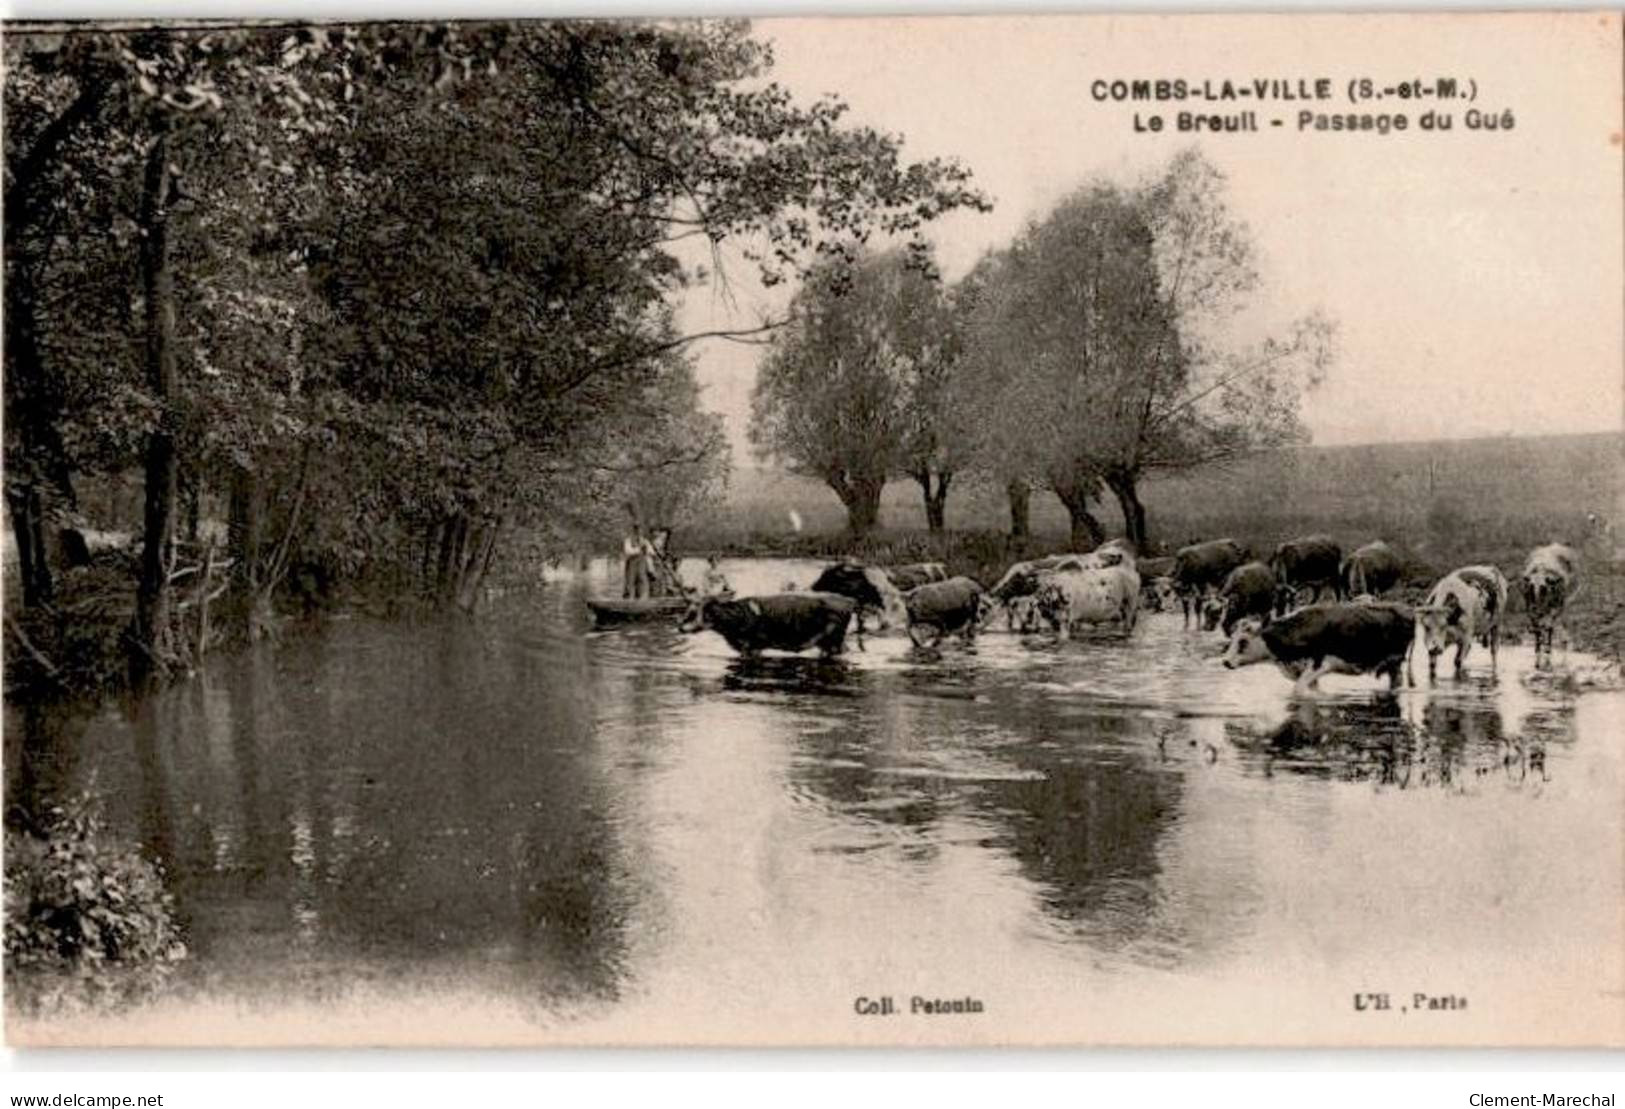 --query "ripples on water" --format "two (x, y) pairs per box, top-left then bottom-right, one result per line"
(5, 556), (1620, 1035)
